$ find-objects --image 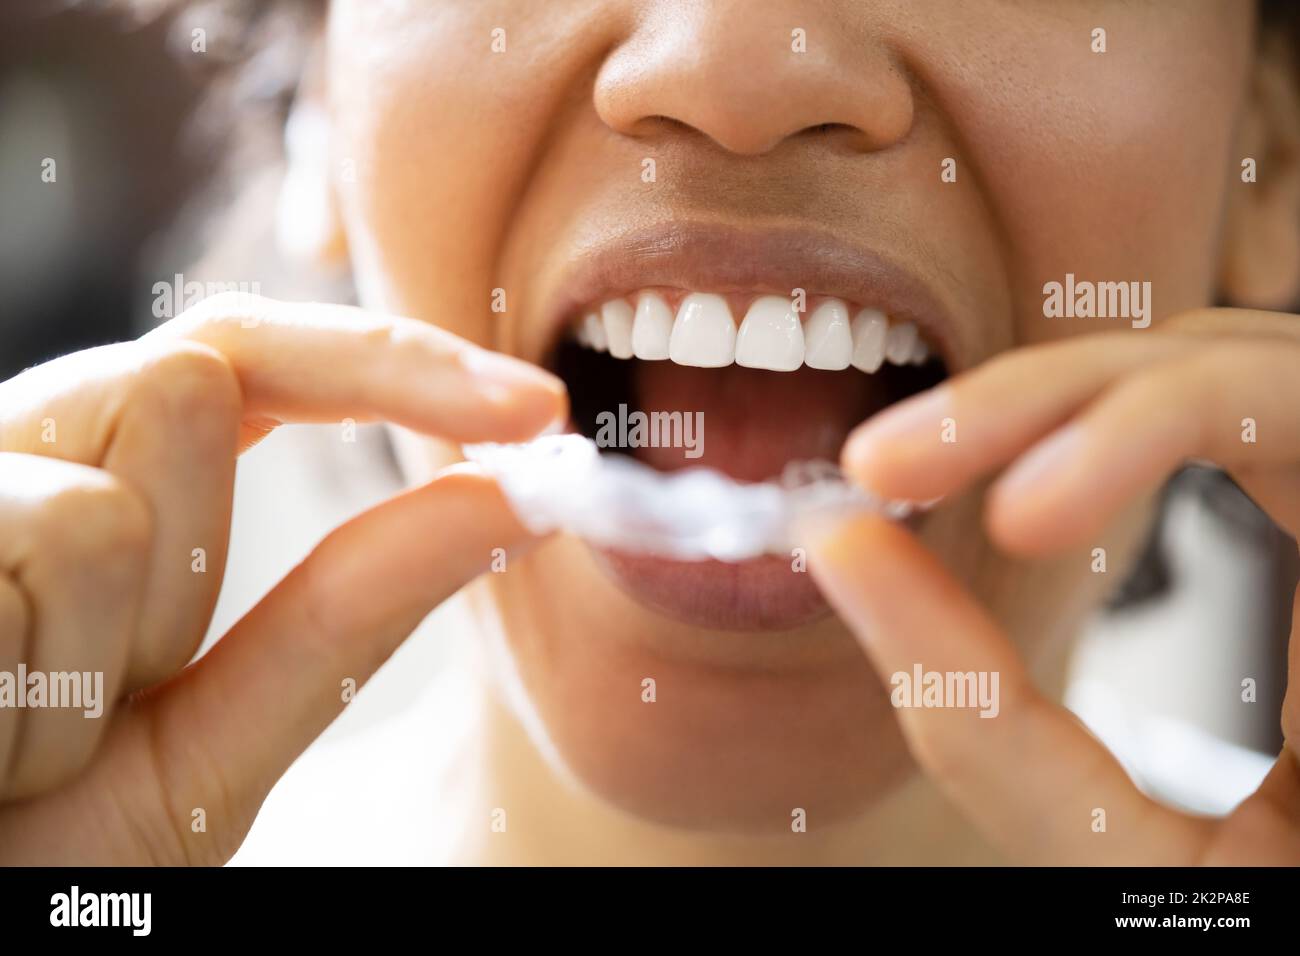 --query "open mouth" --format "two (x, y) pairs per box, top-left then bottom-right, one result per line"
(552, 289), (947, 482)
(530, 224), (958, 632)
